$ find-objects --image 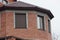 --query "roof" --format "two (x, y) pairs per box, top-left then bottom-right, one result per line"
(0, 1), (54, 19)
(5, 1), (36, 7)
